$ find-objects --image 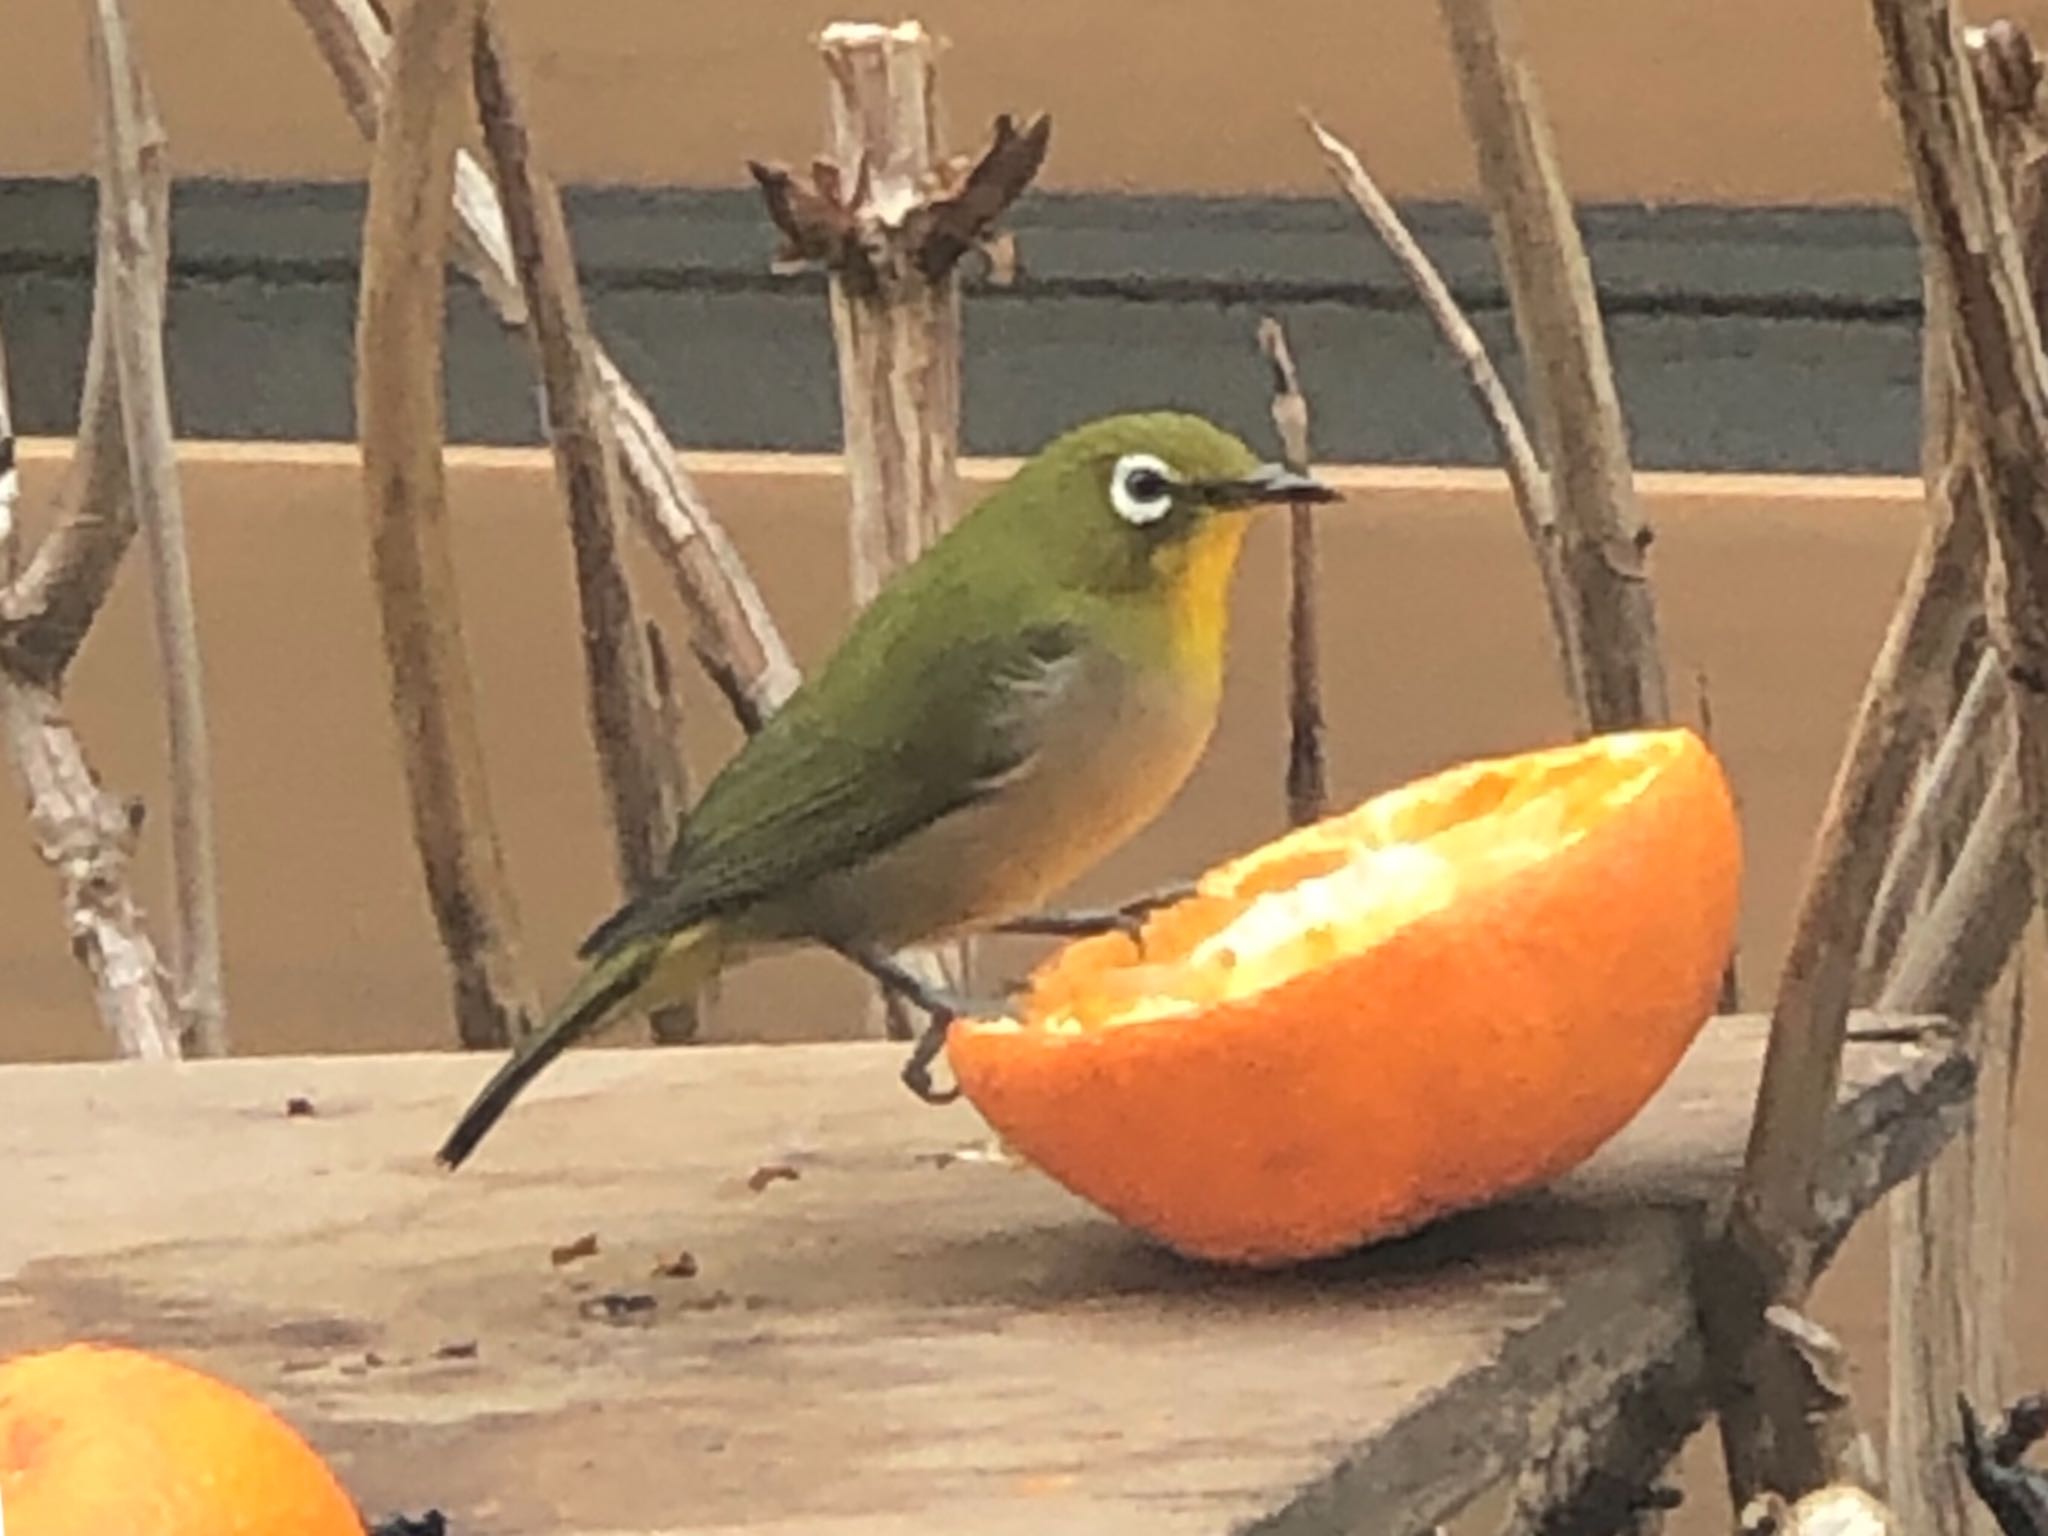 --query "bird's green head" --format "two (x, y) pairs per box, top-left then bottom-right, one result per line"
(993, 412), (1338, 604)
